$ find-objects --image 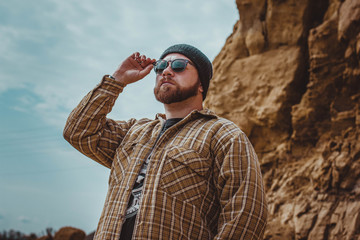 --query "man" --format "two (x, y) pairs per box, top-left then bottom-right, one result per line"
(63, 44), (267, 239)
